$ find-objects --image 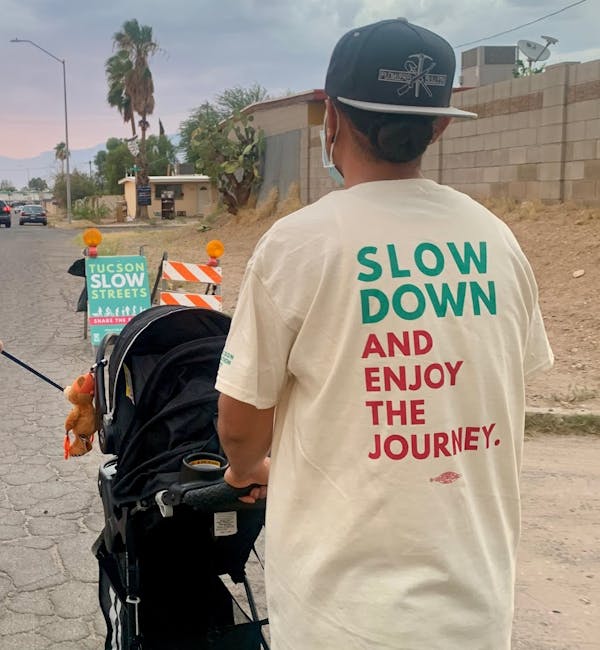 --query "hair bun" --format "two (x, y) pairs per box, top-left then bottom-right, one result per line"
(369, 119), (433, 163)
